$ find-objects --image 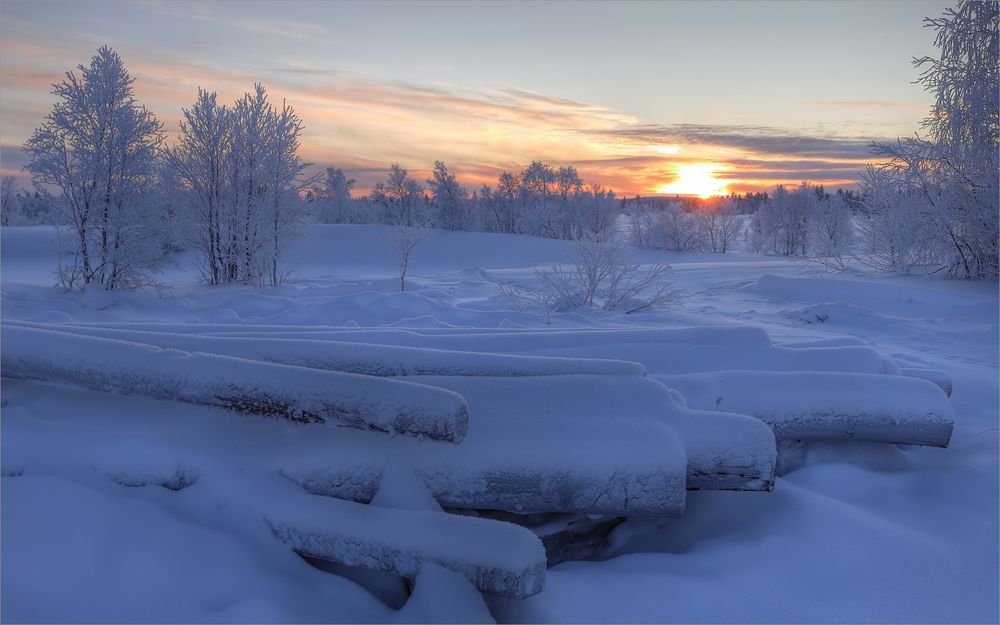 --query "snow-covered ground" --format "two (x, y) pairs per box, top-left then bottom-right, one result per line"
(2, 224), (997, 623)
